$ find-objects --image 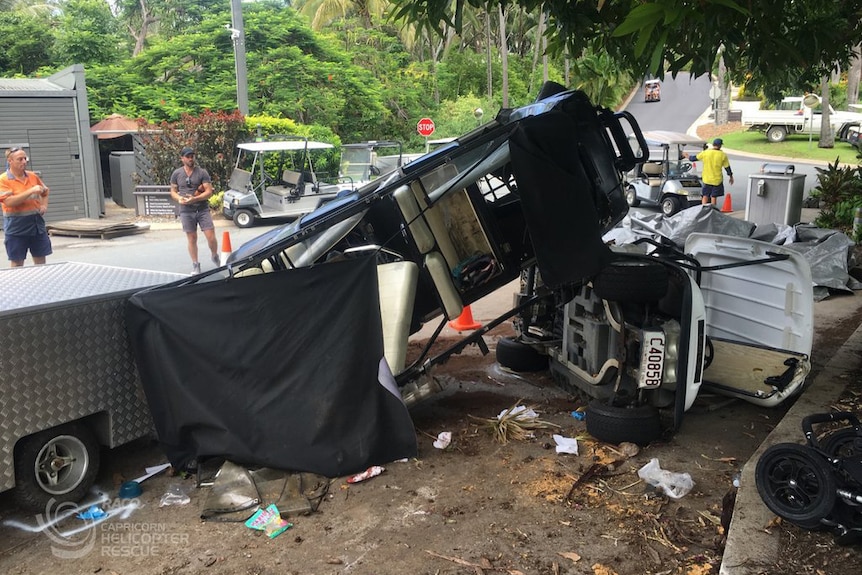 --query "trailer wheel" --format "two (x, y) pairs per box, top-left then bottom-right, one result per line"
(592, 260), (668, 303)
(820, 428), (862, 458)
(624, 185), (640, 207)
(14, 423), (100, 510)
(661, 196), (682, 217)
(496, 336), (548, 372)
(755, 443), (835, 529)
(234, 209), (255, 228)
(766, 125), (787, 143)
(585, 401), (662, 446)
